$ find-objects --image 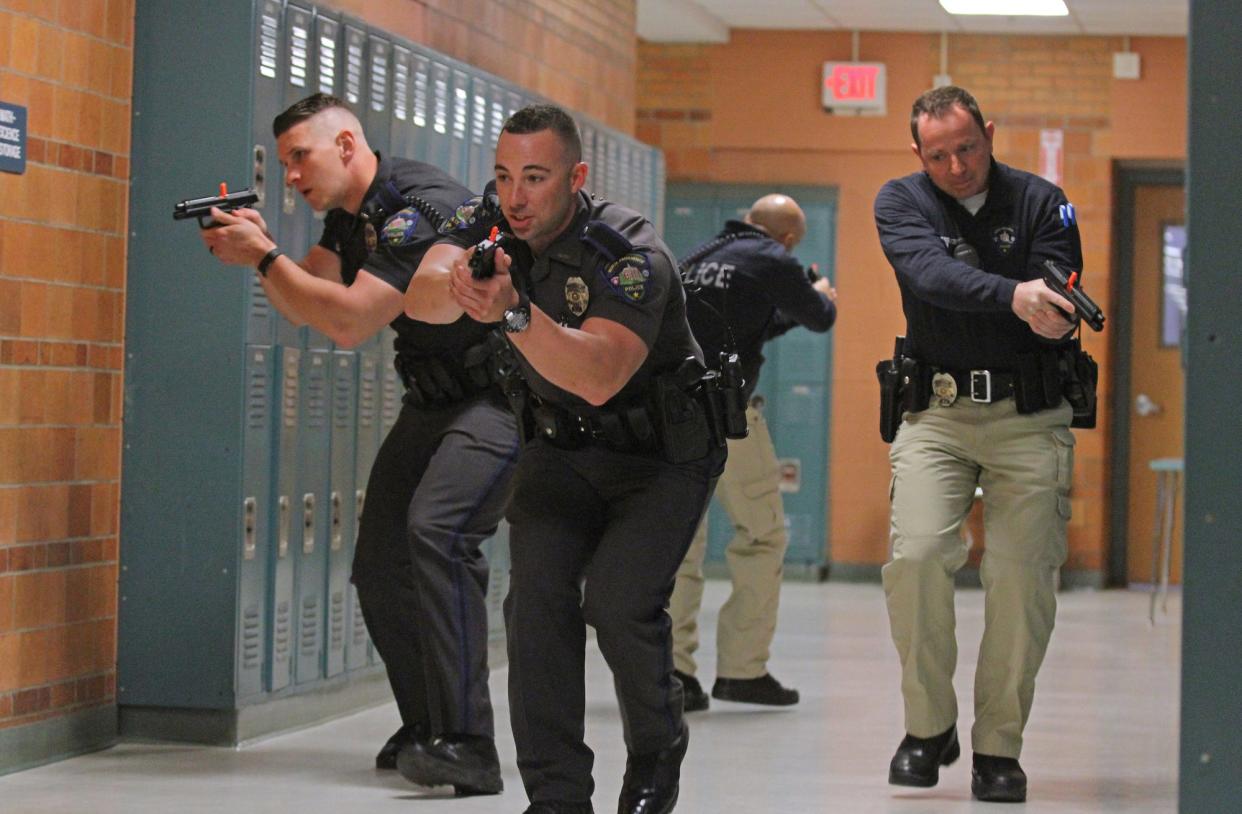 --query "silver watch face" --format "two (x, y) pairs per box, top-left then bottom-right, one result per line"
(503, 305), (530, 333)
